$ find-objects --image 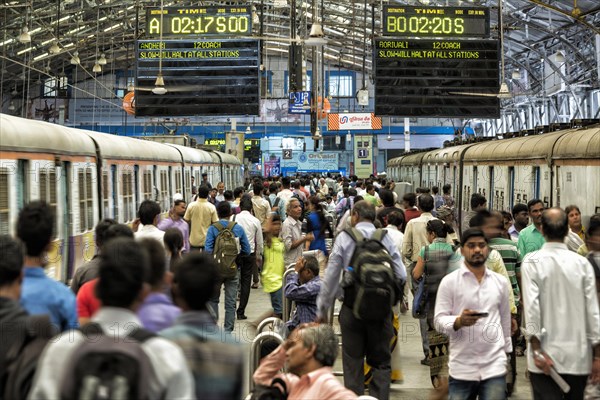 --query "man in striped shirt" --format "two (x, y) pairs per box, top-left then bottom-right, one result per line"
(471, 210), (522, 396)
